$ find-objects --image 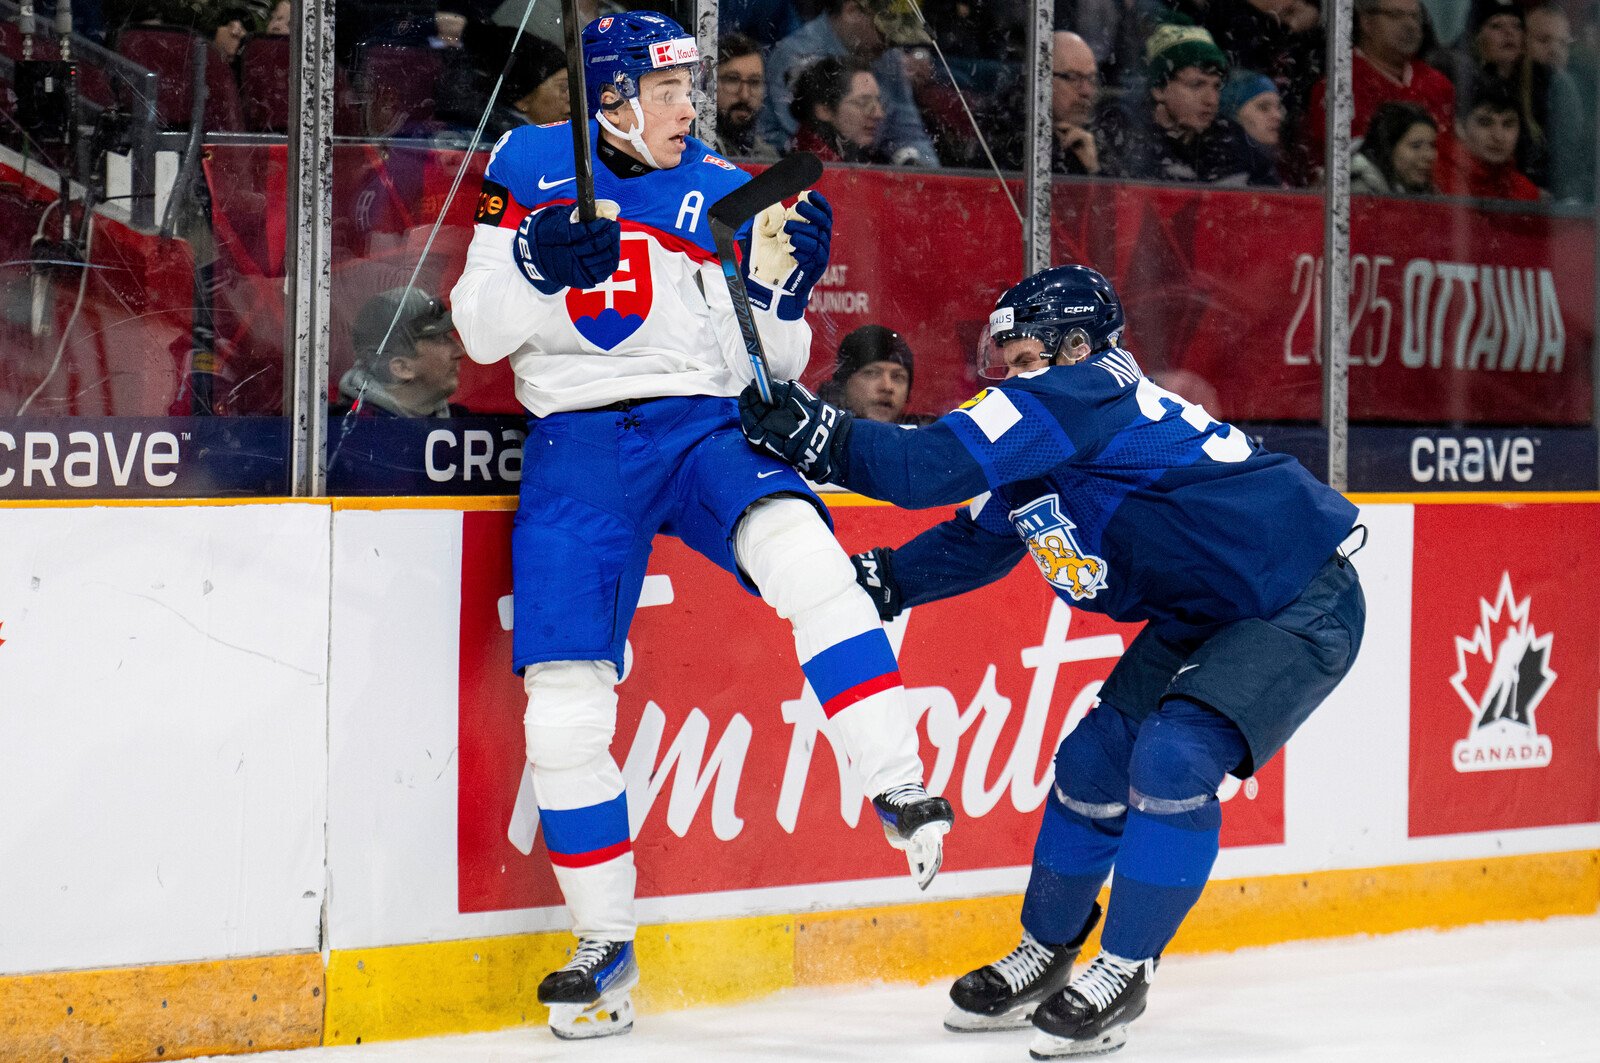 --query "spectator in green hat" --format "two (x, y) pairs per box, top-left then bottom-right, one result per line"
(1098, 21), (1279, 186)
